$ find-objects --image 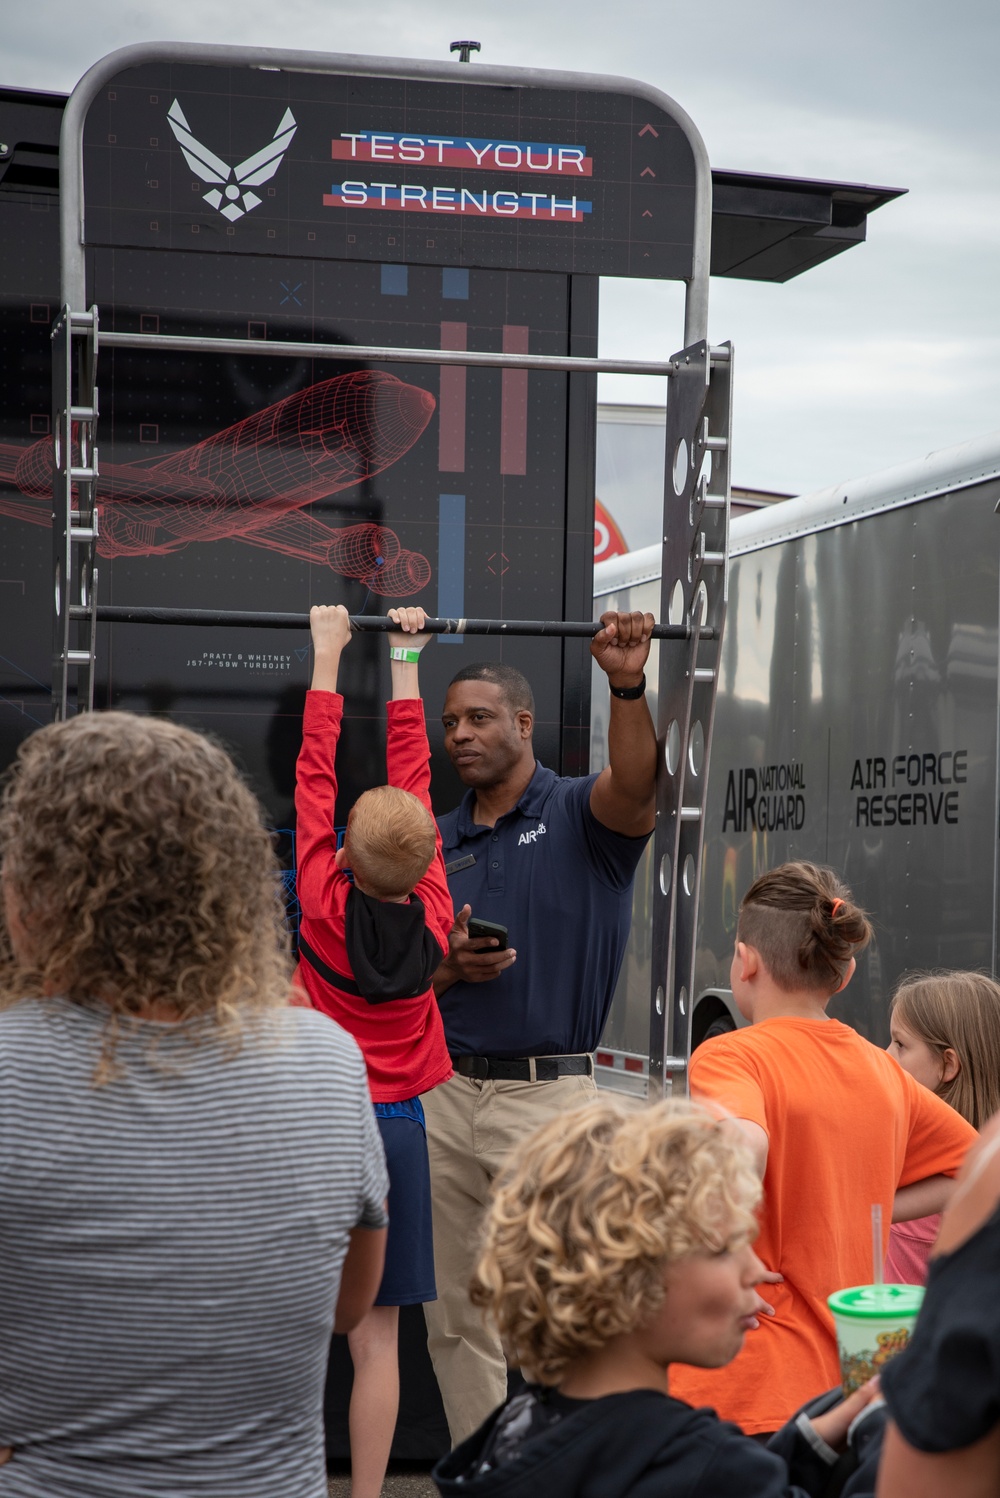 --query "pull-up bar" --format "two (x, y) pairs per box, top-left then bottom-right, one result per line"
(99, 330), (685, 379)
(91, 604), (713, 640)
